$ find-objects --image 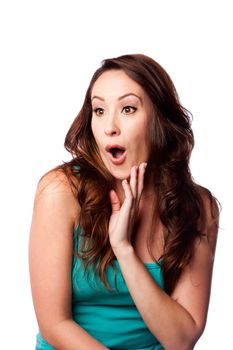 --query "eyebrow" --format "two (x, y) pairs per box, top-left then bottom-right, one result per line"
(91, 93), (143, 104)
